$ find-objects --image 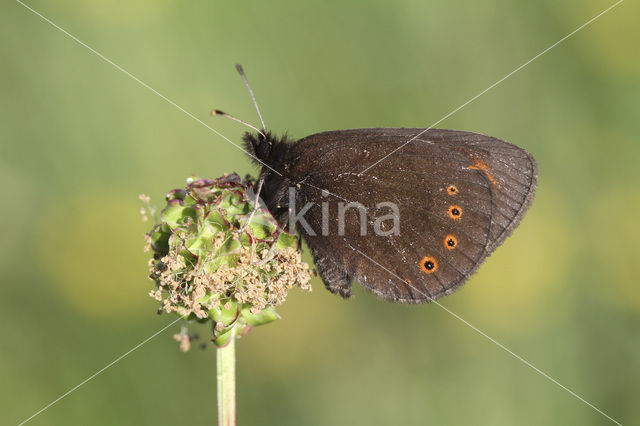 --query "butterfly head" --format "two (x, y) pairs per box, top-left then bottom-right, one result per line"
(243, 131), (291, 169)
(243, 131), (273, 161)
